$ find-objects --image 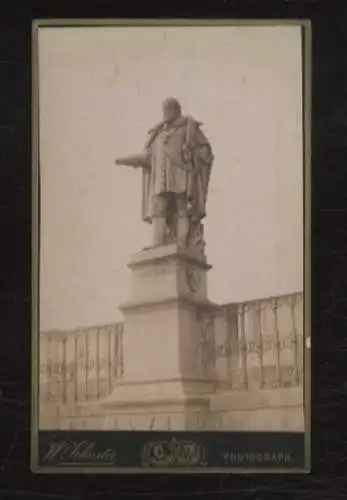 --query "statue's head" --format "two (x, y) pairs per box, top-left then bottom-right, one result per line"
(162, 97), (182, 123)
